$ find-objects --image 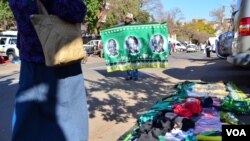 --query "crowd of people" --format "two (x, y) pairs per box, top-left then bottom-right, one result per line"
(168, 41), (176, 55)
